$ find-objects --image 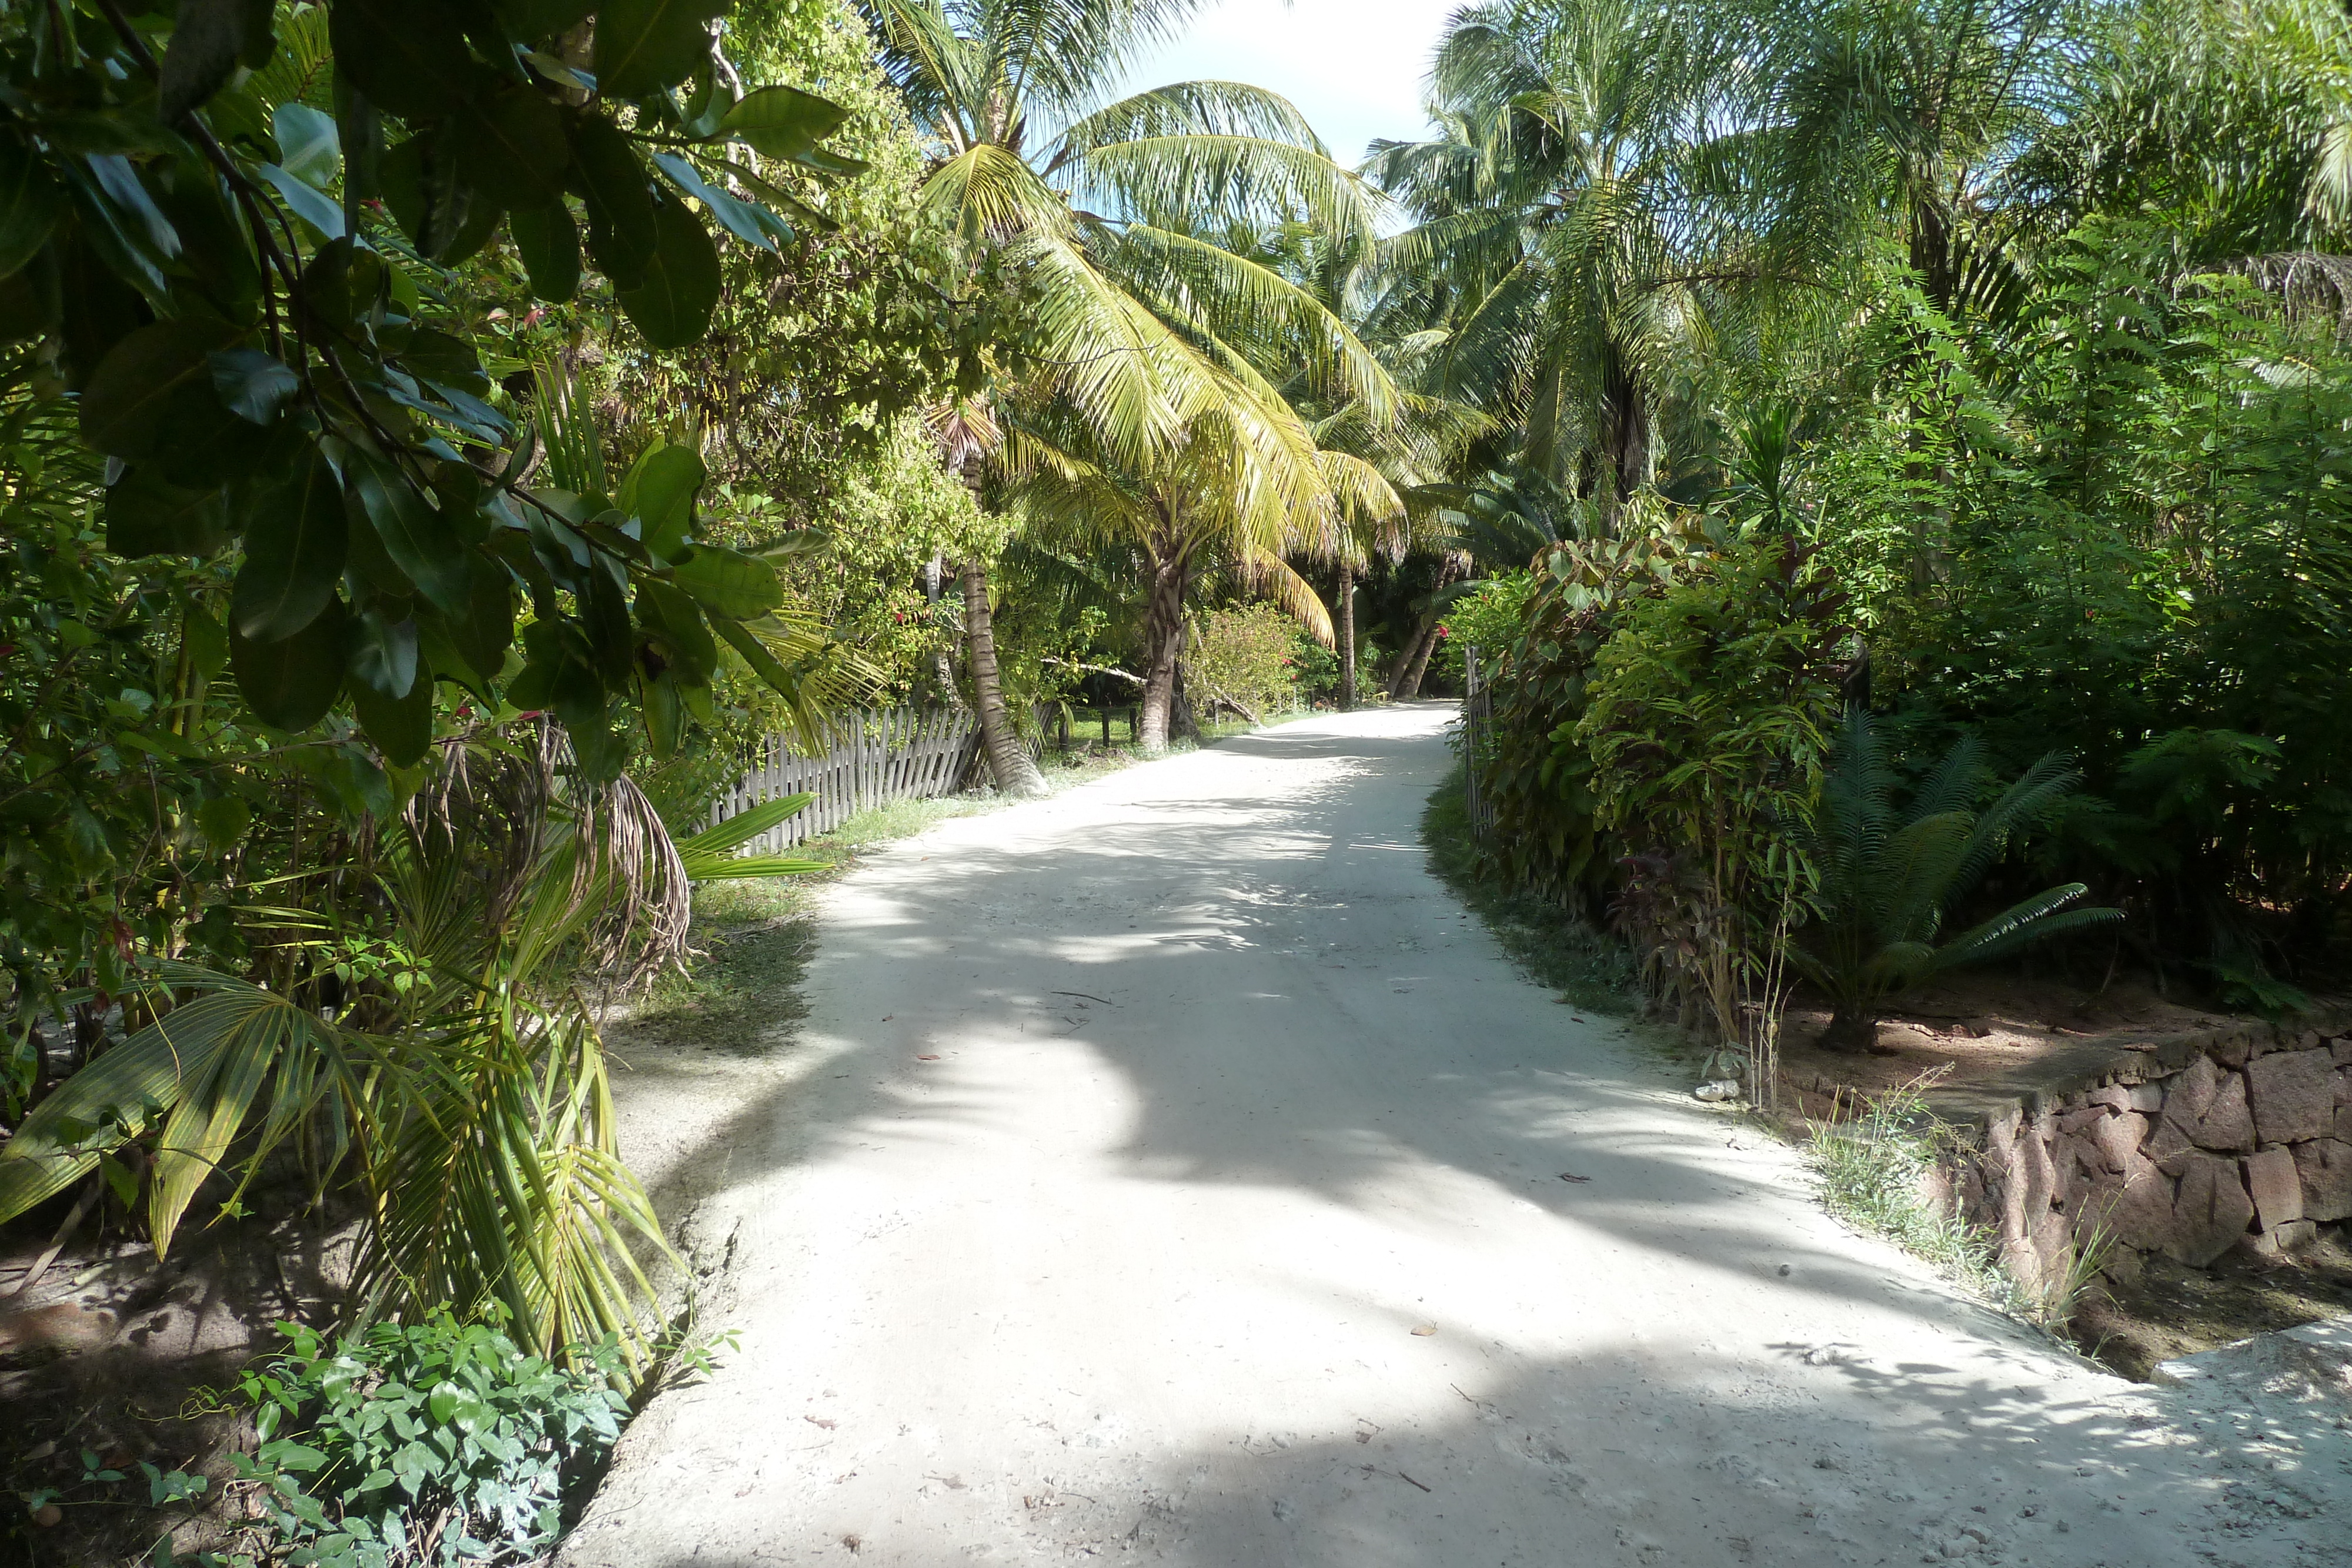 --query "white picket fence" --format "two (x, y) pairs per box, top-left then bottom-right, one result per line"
(707, 707), (981, 853)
